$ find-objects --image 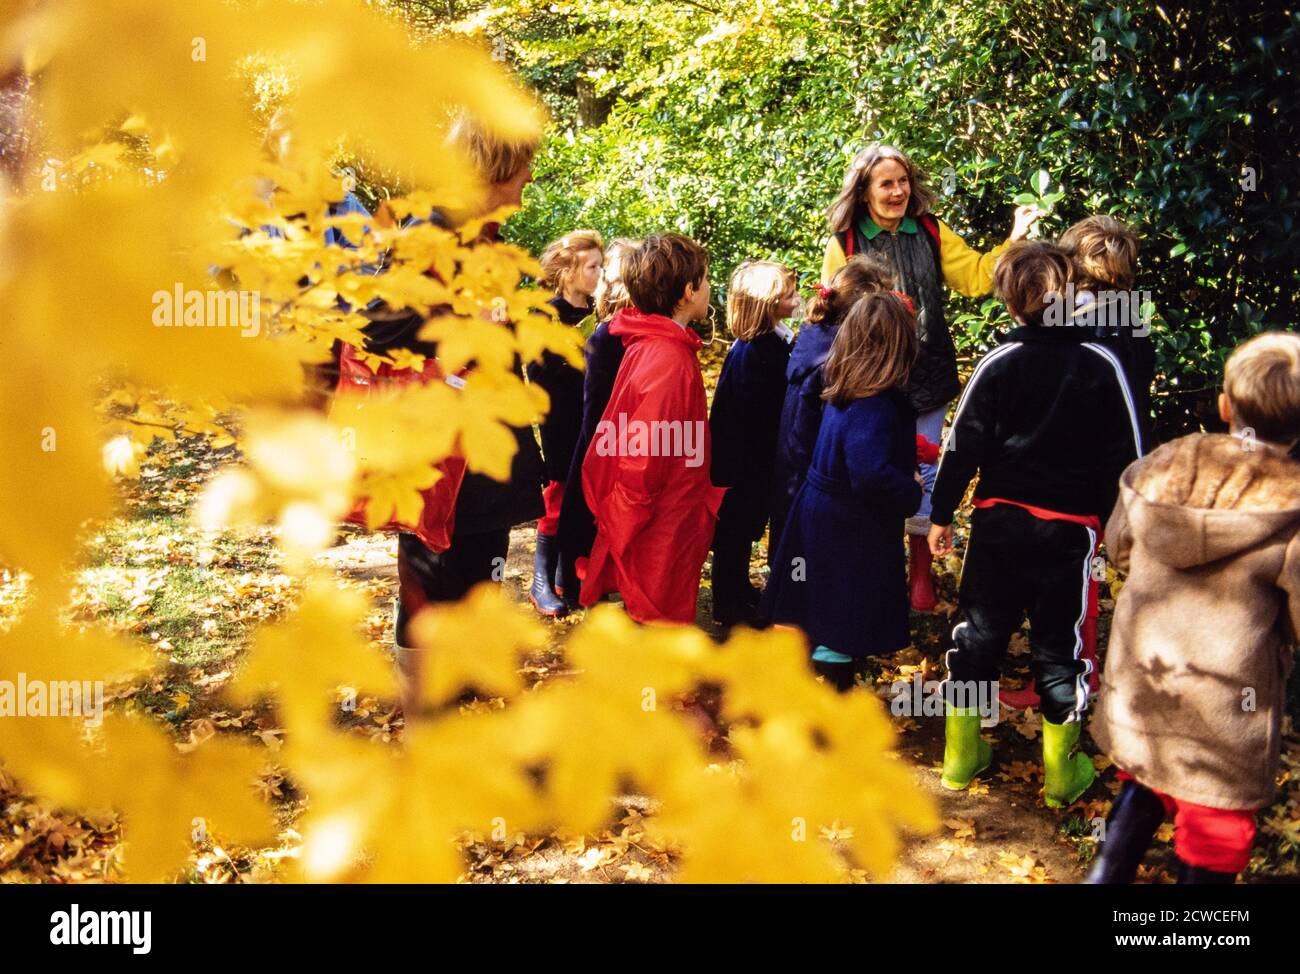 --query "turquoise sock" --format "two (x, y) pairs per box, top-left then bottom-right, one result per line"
(811, 645), (853, 664)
